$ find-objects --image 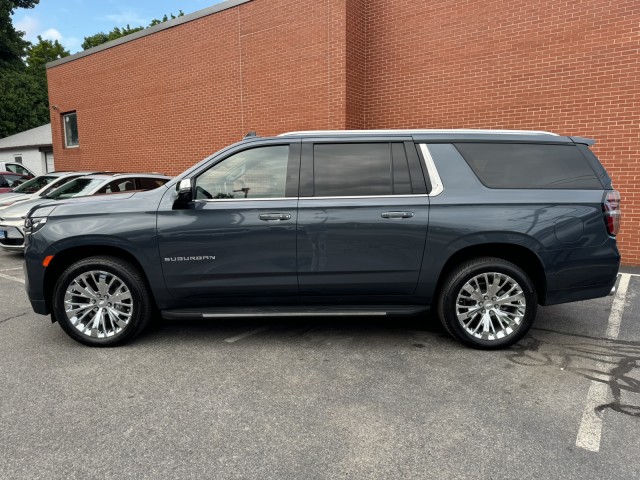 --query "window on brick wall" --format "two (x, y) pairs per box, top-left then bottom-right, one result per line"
(63, 112), (79, 148)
